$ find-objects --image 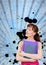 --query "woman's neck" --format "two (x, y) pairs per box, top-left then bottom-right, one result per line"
(27, 36), (35, 41)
